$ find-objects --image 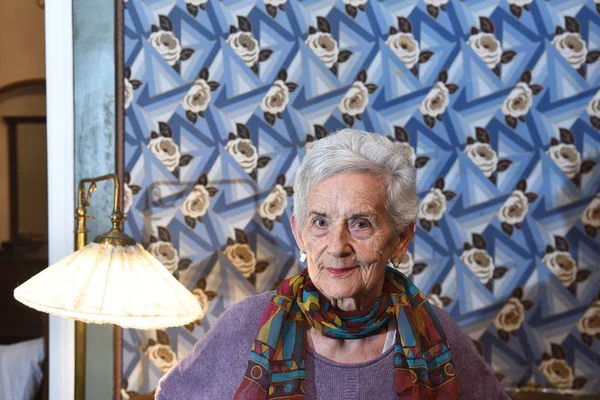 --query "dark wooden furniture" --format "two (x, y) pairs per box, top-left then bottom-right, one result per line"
(0, 241), (49, 400)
